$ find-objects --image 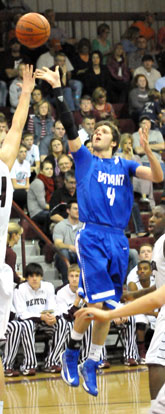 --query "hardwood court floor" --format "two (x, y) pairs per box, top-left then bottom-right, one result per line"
(3, 365), (151, 414)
